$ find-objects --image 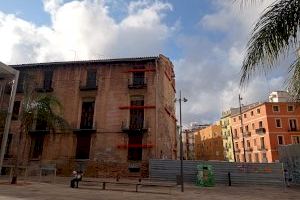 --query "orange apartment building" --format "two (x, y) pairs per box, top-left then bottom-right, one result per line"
(194, 124), (224, 161)
(231, 92), (300, 163)
(1, 55), (177, 177)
